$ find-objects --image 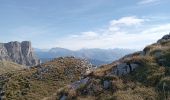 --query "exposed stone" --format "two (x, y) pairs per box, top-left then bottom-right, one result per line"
(158, 59), (166, 66)
(153, 51), (162, 58)
(111, 62), (139, 76)
(103, 80), (111, 89)
(139, 51), (145, 56)
(0, 41), (40, 66)
(60, 95), (67, 100)
(161, 33), (170, 40)
(130, 63), (139, 69)
(157, 33), (170, 43)
(70, 77), (89, 90)
(80, 59), (94, 75)
(32, 65), (55, 80)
